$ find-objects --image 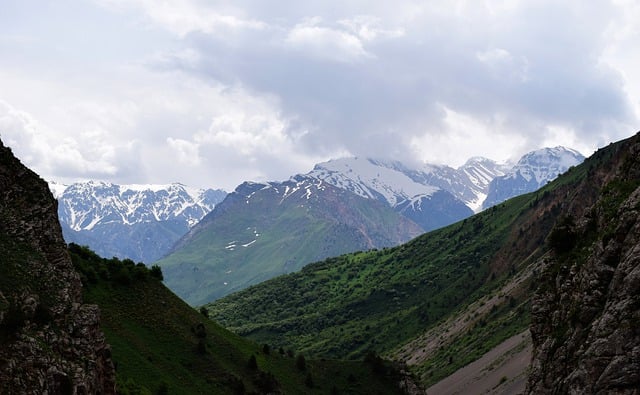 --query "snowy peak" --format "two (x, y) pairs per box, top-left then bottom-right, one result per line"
(308, 157), (439, 207)
(306, 157), (472, 231)
(510, 146), (585, 184)
(54, 181), (227, 231)
(482, 147), (585, 209)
